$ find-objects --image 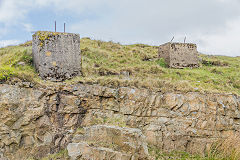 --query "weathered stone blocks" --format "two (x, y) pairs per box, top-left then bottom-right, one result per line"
(32, 31), (81, 81)
(67, 125), (149, 160)
(158, 42), (199, 68)
(1, 83), (240, 159)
